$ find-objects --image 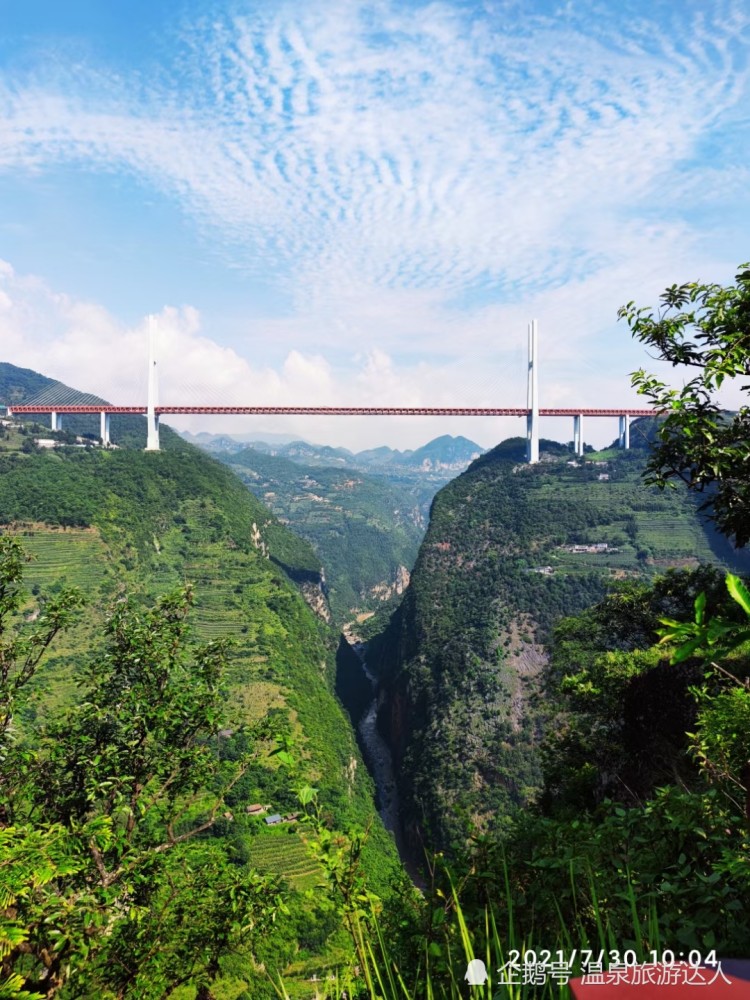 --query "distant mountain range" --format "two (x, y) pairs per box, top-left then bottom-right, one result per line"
(181, 431), (485, 474)
(181, 430), (303, 447)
